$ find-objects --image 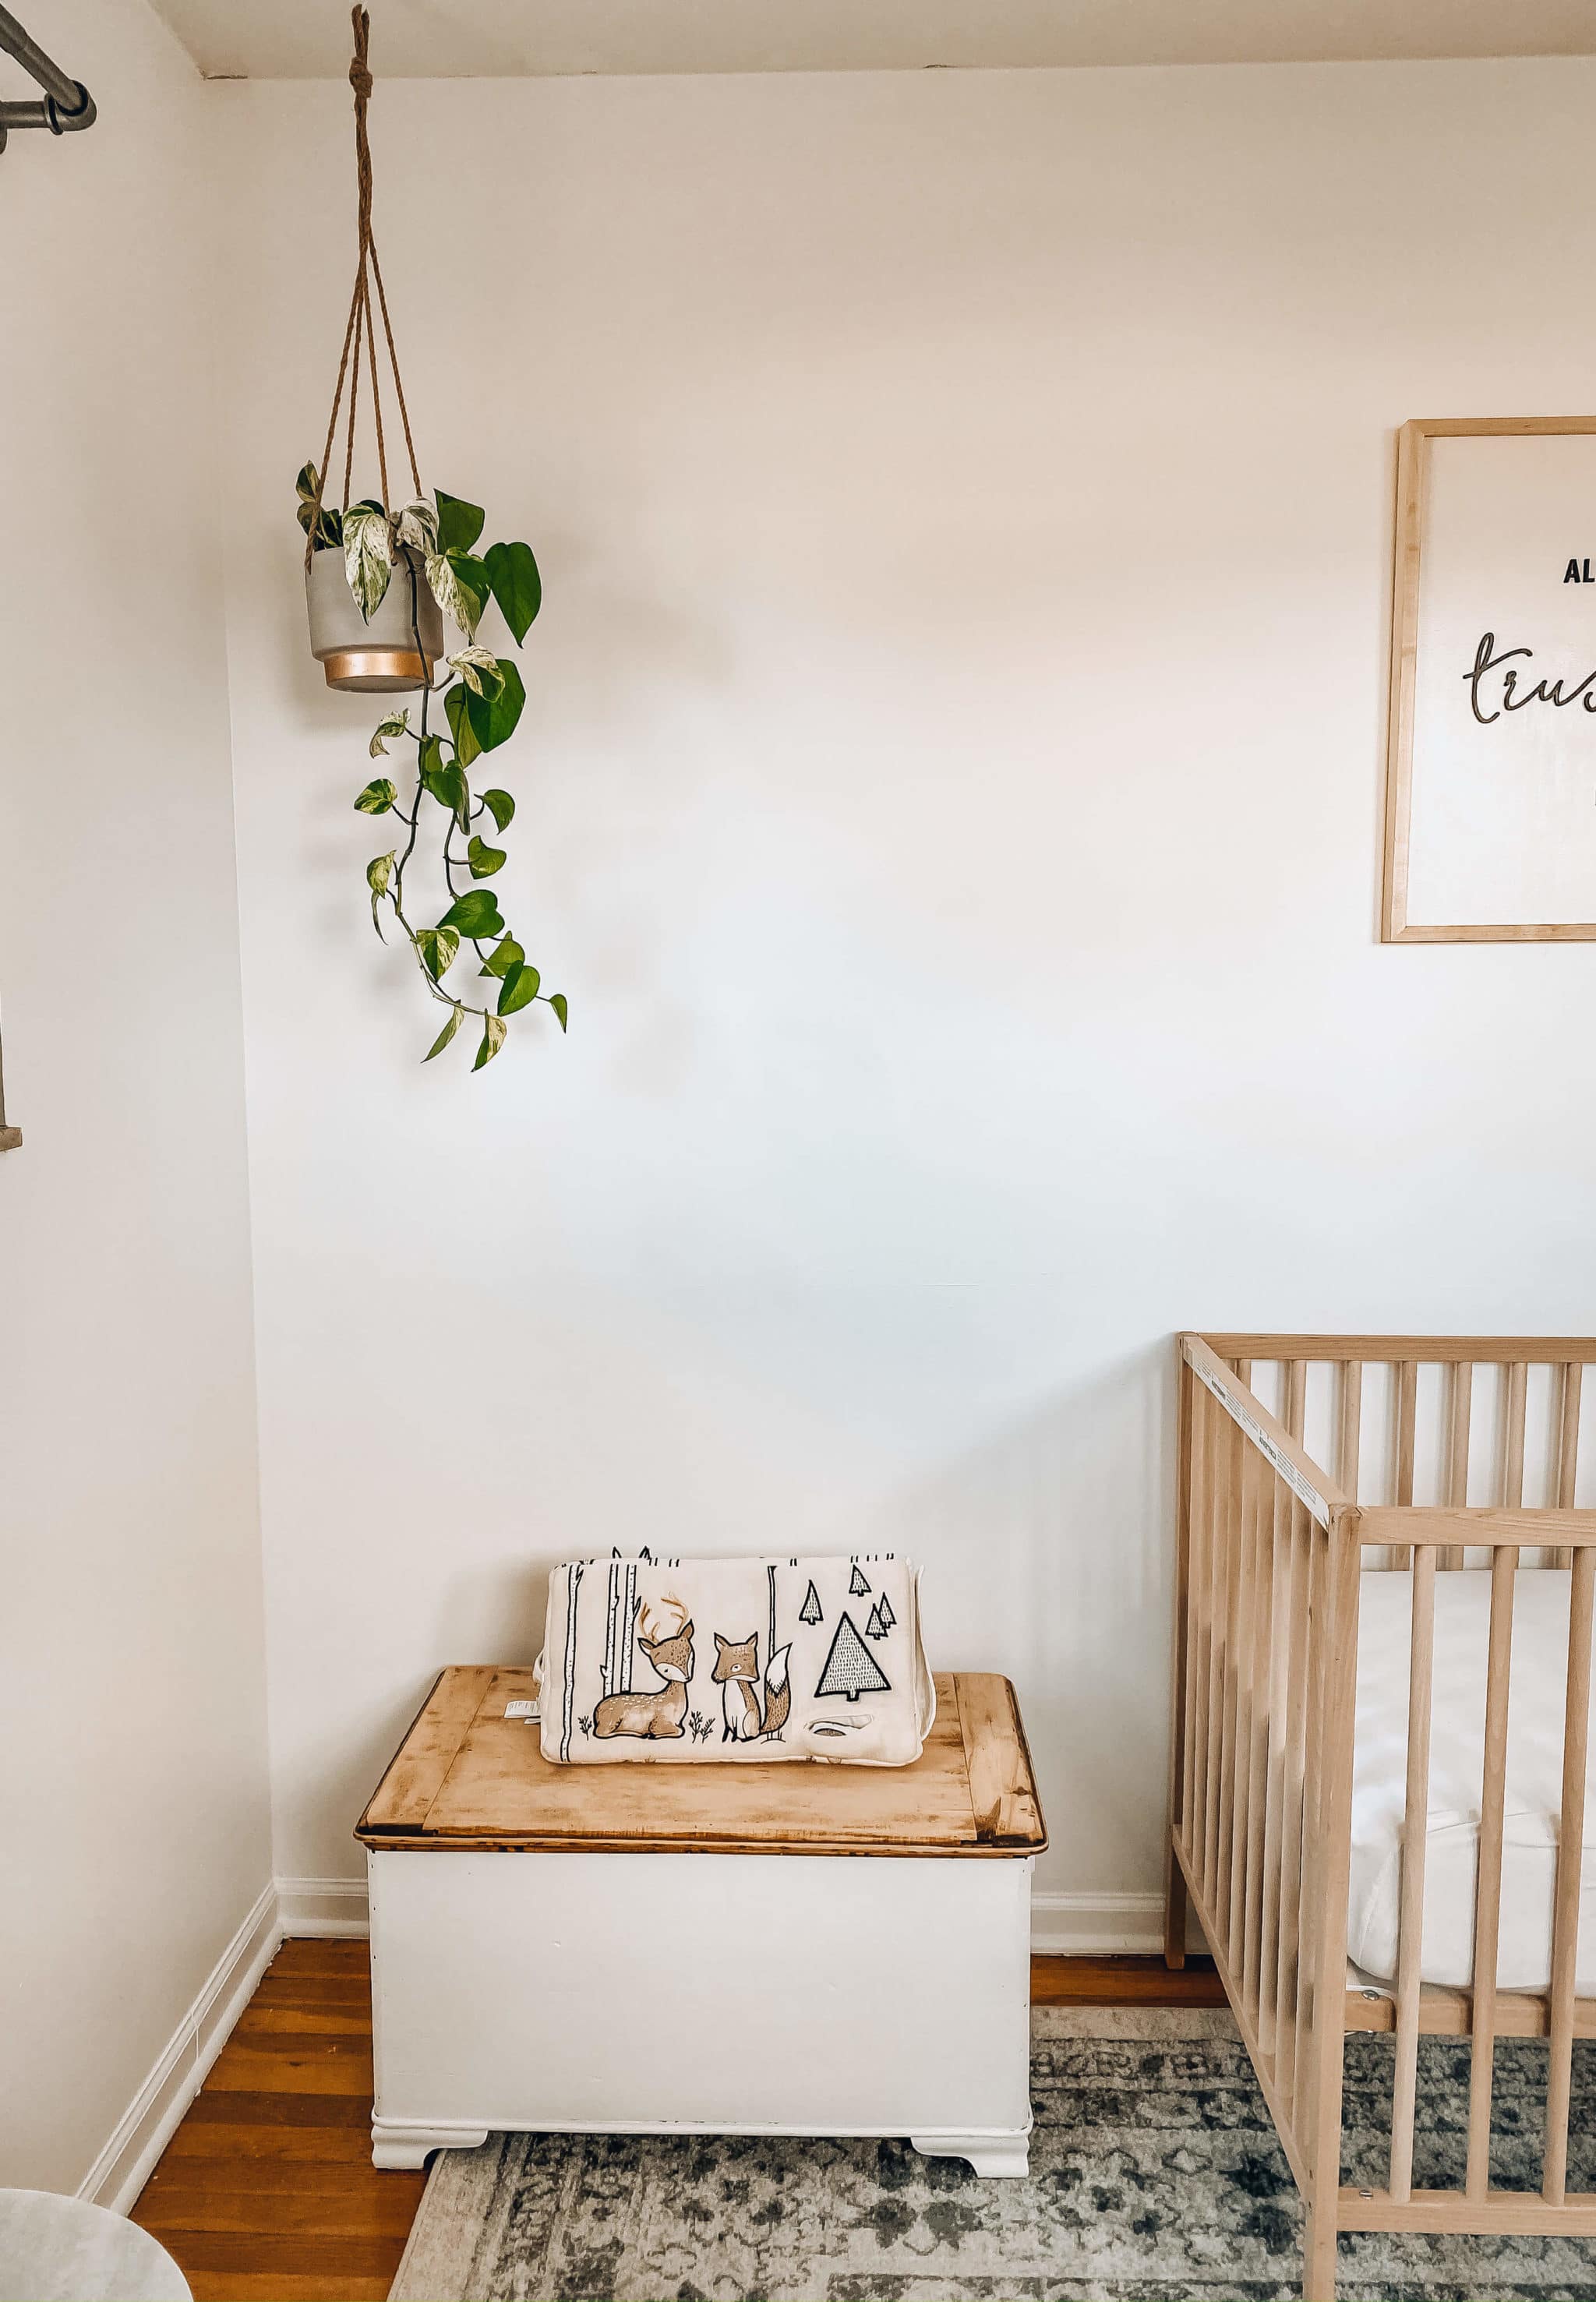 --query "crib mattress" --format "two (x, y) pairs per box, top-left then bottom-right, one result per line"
(1351, 1566), (1596, 1992)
